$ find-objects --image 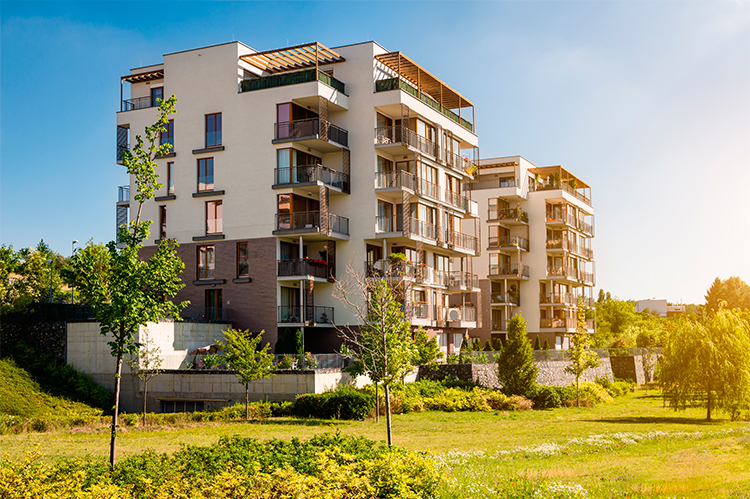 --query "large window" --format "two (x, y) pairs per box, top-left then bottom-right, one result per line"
(276, 148), (321, 184)
(206, 113), (222, 147)
(150, 87), (164, 107)
(160, 119), (174, 149)
(197, 158), (214, 192)
(206, 289), (222, 320)
(167, 162), (174, 195)
(206, 201), (222, 234)
(237, 242), (249, 277)
(159, 206), (166, 239)
(198, 245), (215, 279)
